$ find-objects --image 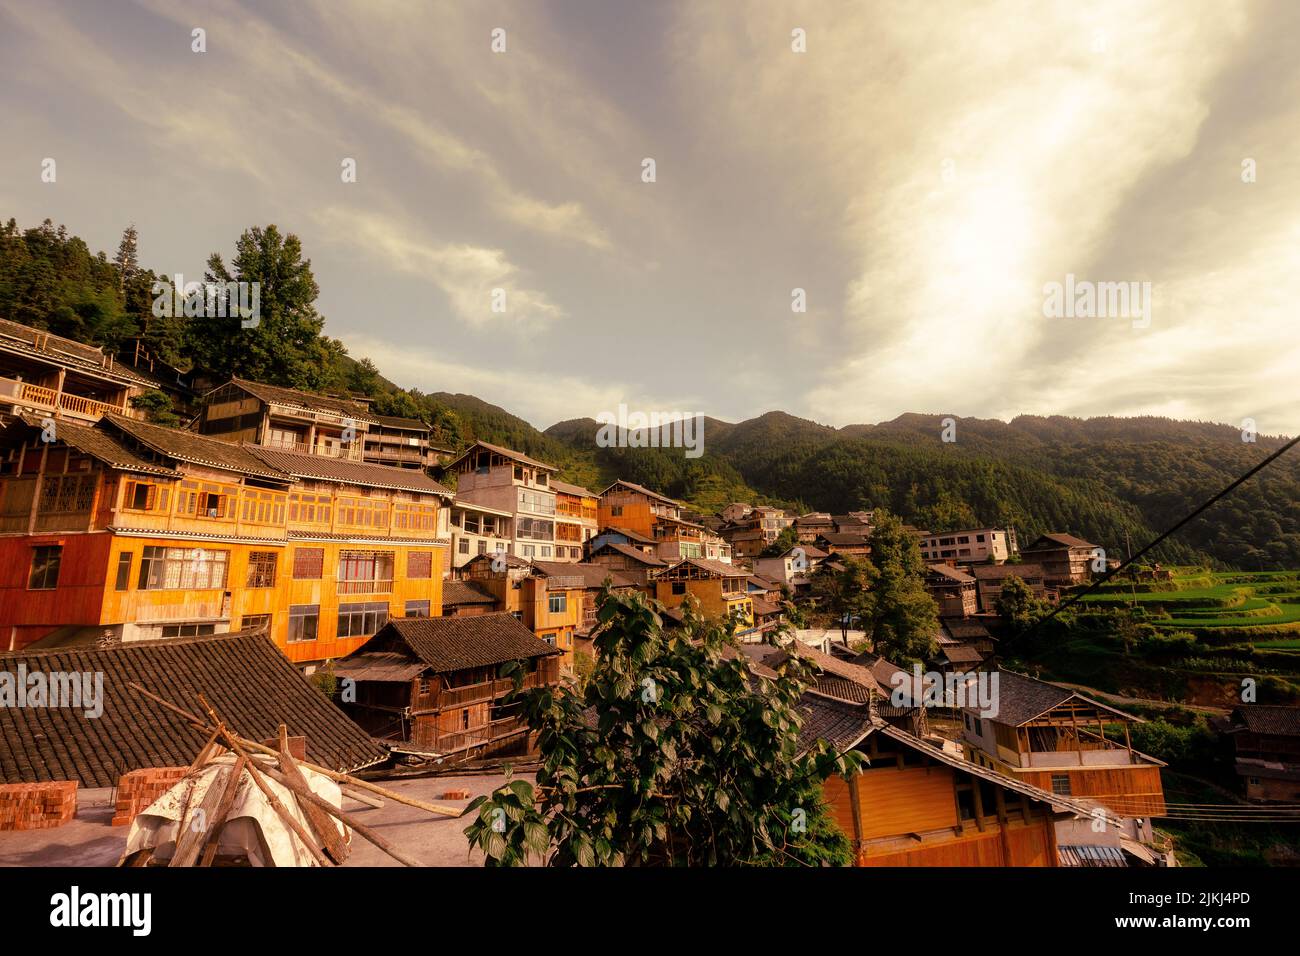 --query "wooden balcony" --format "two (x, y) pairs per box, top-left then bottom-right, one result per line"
(0, 378), (132, 421)
(436, 670), (546, 708)
(431, 715), (530, 754)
